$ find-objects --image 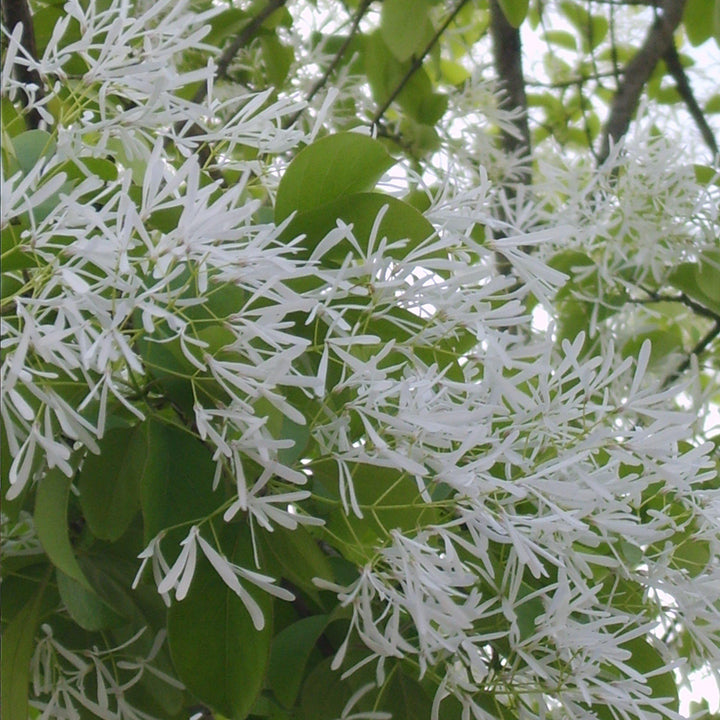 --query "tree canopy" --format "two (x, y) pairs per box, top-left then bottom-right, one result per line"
(1, 1), (719, 719)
